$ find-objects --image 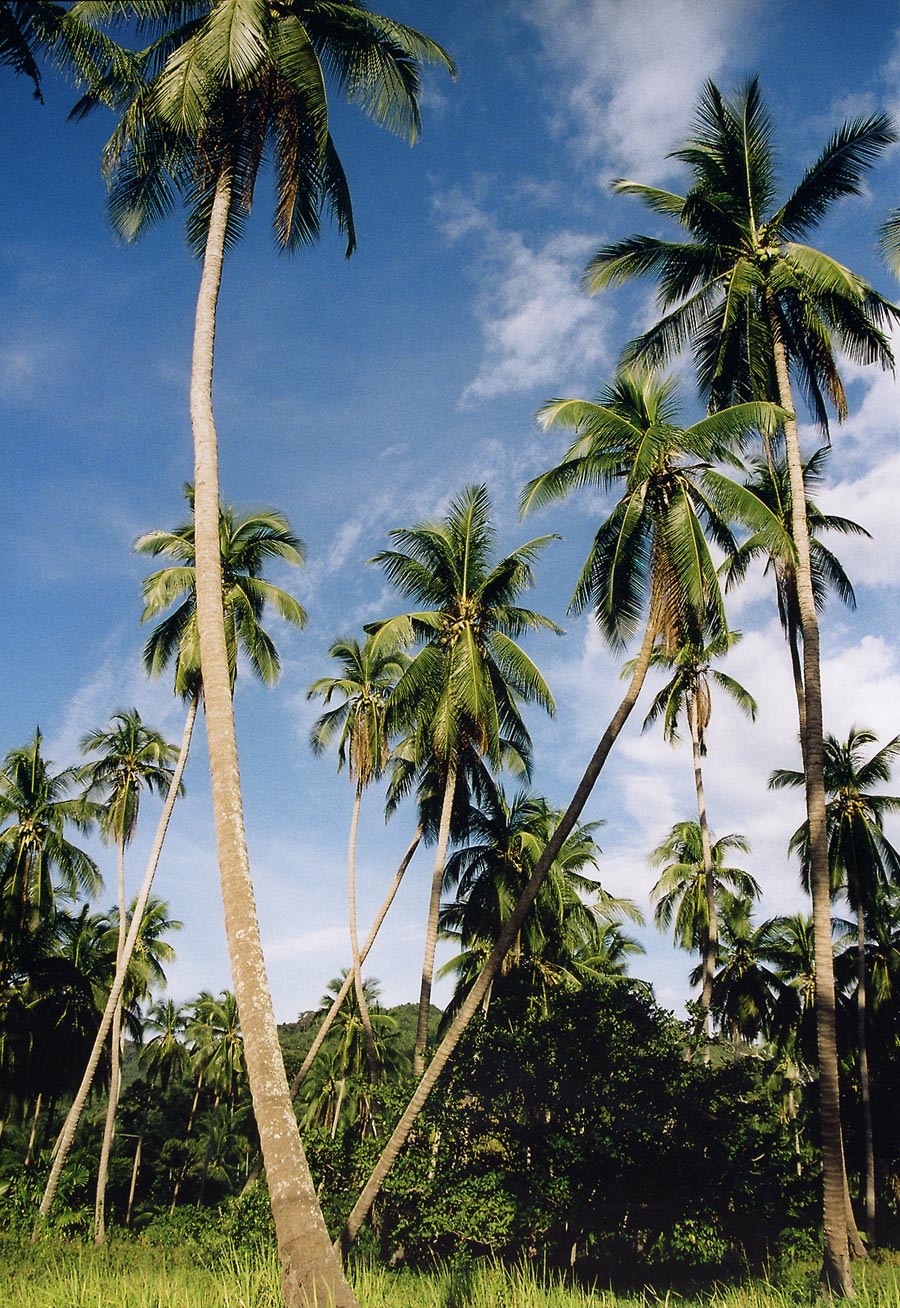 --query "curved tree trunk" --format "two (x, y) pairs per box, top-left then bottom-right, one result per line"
(690, 697), (716, 1058)
(340, 615), (658, 1252)
(187, 168), (358, 1308)
(857, 905), (876, 1243)
(171, 1069), (203, 1214)
(94, 833), (127, 1246)
(36, 695), (197, 1231)
(125, 1124), (143, 1227)
(769, 309), (852, 1295)
(414, 754), (458, 1077)
(348, 788), (378, 1082)
(241, 828), (421, 1198)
